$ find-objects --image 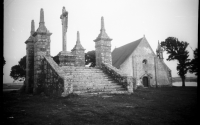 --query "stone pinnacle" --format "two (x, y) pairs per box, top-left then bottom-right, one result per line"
(77, 31), (80, 43)
(40, 8), (44, 23)
(31, 20), (35, 35)
(101, 16), (105, 31)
